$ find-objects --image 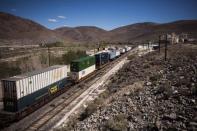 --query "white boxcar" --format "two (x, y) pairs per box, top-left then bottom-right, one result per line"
(70, 65), (96, 81)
